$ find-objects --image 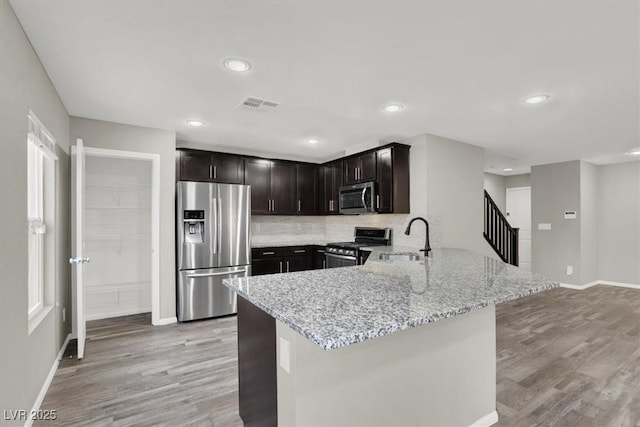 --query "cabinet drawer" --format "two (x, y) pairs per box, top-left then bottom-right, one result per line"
(252, 247), (286, 259)
(285, 246), (311, 257)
